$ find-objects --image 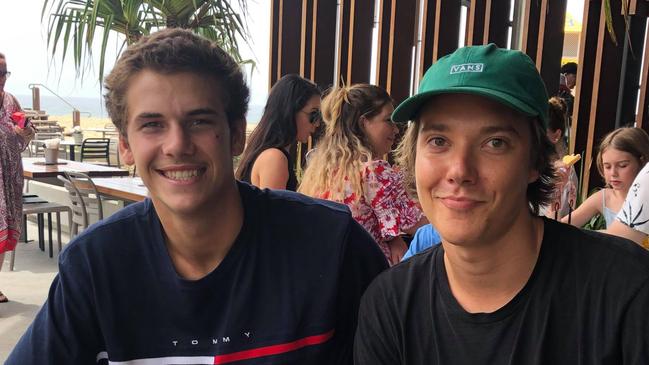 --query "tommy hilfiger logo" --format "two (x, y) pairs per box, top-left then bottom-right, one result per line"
(450, 63), (484, 74)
